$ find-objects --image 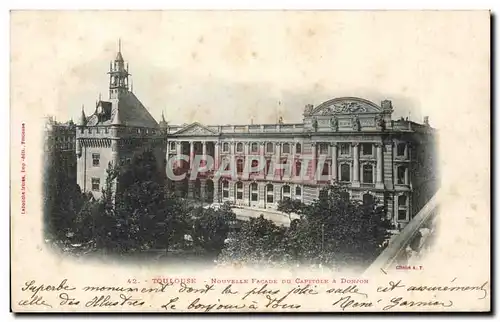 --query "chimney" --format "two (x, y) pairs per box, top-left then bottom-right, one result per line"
(423, 116), (429, 126)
